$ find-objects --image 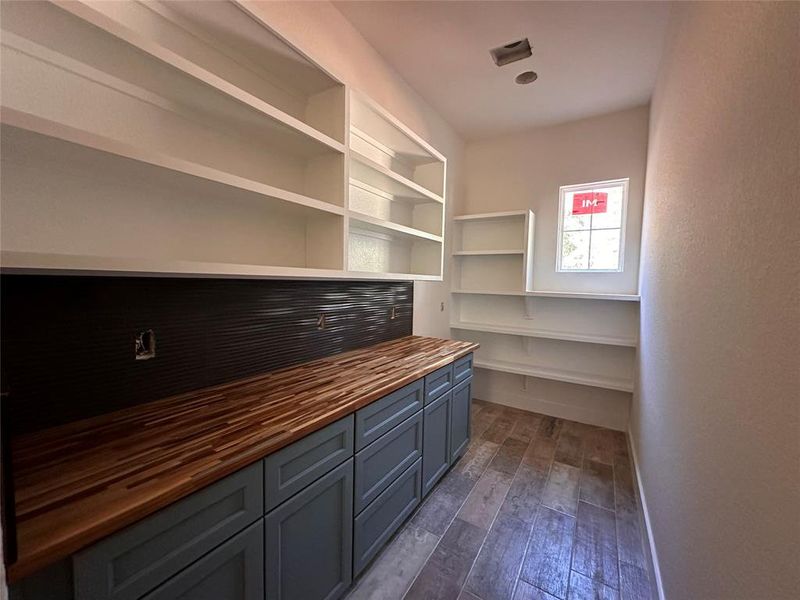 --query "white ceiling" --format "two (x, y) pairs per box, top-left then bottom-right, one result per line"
(334, 1), (672, 139)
